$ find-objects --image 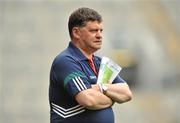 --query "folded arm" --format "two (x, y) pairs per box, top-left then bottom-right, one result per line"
(75, 82), (132, 110)
(104, 83), (132, 103)
(75, 85), (113, 110)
